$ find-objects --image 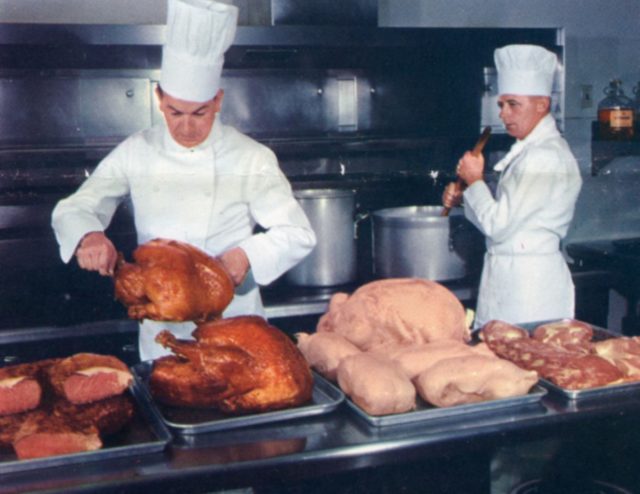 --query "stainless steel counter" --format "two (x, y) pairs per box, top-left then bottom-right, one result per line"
(1, 319), (639, 493)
